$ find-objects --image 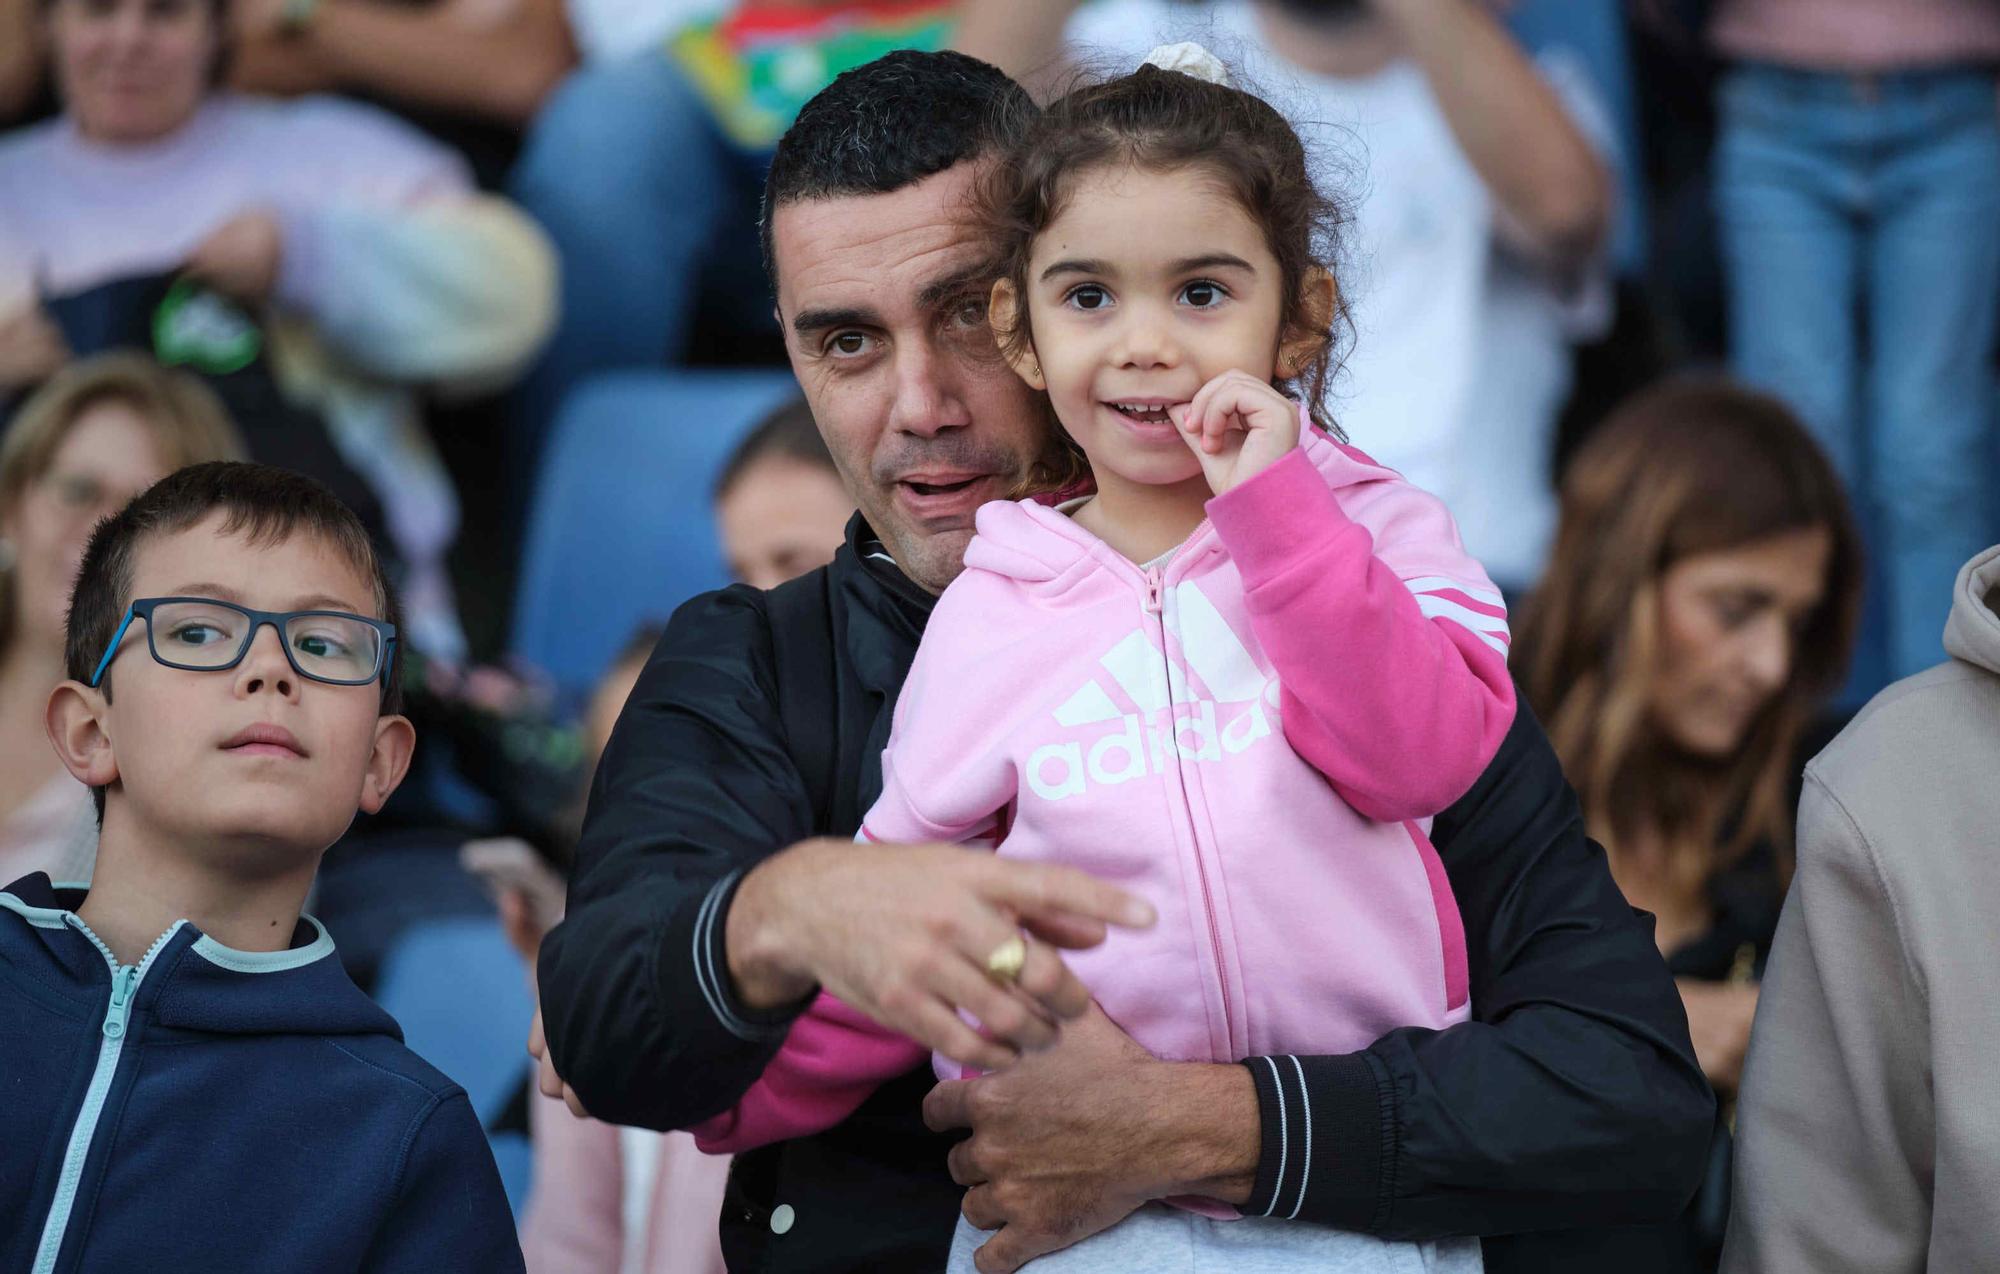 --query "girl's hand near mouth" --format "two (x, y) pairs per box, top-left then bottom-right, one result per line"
(1168, 369), (1302, 496)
